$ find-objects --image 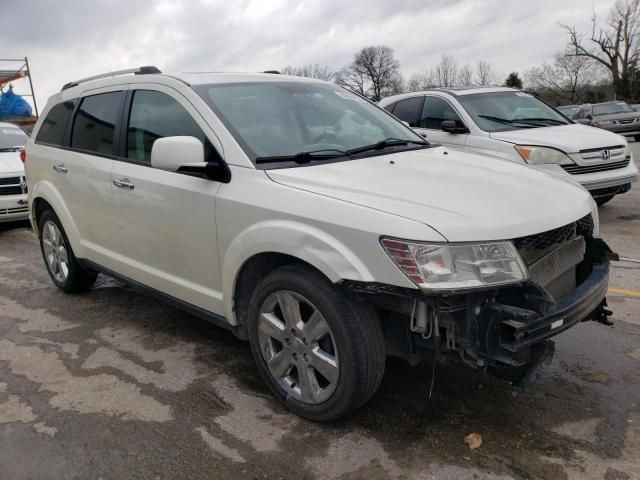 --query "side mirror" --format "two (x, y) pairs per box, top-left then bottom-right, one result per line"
(441, 120), (469, 134)
(151, 136), (231, 183)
